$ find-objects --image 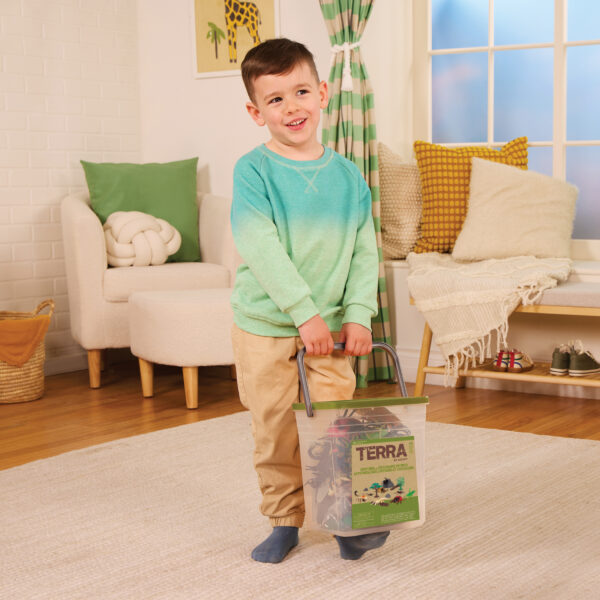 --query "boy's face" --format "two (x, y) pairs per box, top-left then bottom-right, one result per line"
(246, 61), (328, 159)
